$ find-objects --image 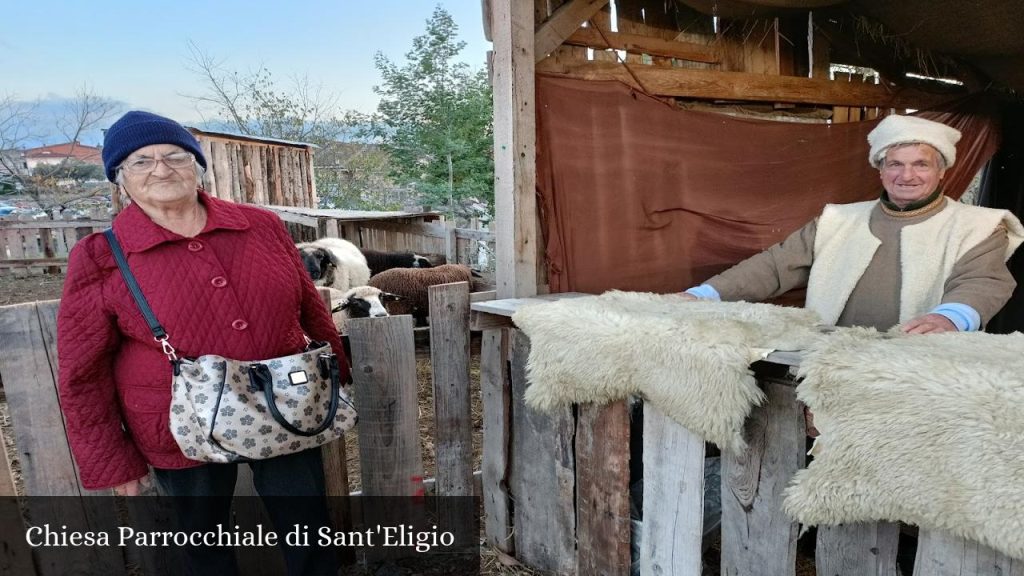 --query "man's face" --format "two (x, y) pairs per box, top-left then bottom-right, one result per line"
(879, 144), (946, 208)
